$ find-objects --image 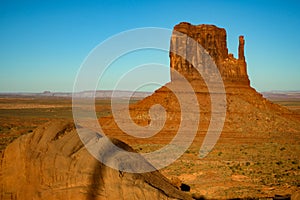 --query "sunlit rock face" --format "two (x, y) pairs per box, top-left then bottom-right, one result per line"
(0, 120), (193, 200)
(170, 22), (249, 85)
(100, 22), (299, 145)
